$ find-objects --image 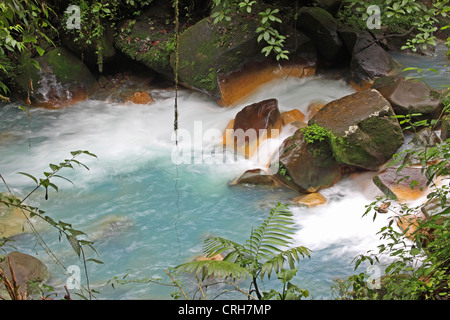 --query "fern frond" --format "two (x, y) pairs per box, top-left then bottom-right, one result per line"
(260, 246), (311, 278)
(246, 202), (296, 262)
(203, 236), (247, 261)
(175, 260), (250, 281)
